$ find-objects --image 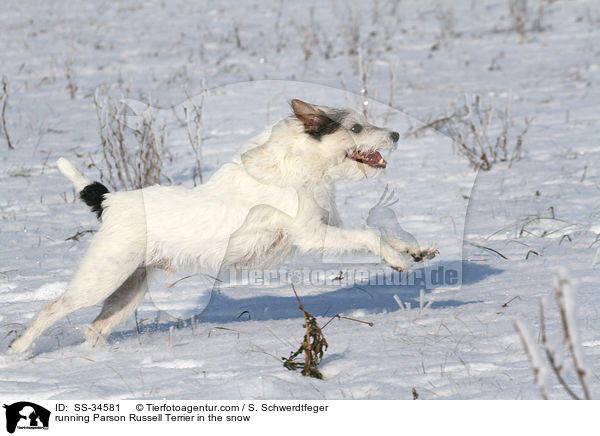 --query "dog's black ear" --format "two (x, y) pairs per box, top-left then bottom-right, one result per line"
(291, 99), (339, 138)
